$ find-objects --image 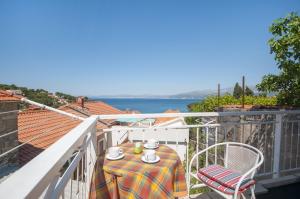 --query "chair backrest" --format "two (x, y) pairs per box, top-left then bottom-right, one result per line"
(225, 144), (259, 175)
